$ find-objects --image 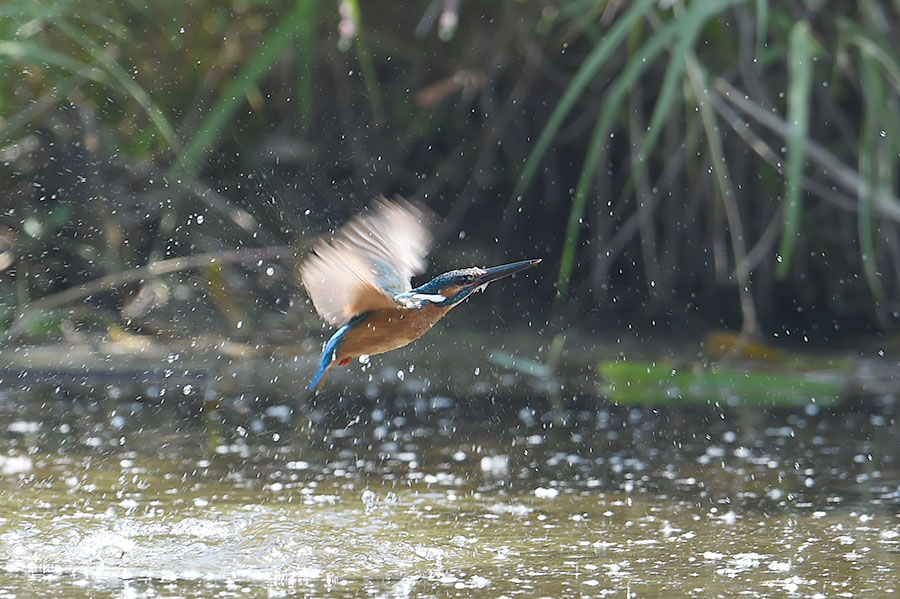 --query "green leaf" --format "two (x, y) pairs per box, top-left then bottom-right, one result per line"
(857, 52), (889, 314)
(295, 0), (322, 133)
(598, 360), (842, 407)
(53, 19), (179, 152)
(153, 0), (311, 259)
(508, 0), (658, 207)
(172, 1), (310, 176)
(776, 20), (813, 278)
(556, 0), (745, 300)
(643, 0), (742, 192)
(755, 0), (768, 57)
(345, 0), (383, 124)
(0, 39), (100, 75)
